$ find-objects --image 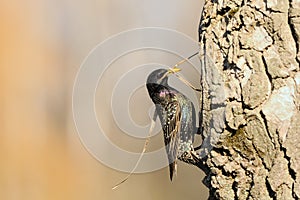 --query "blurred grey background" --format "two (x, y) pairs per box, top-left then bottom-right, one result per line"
(0, 0), (207, 199)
